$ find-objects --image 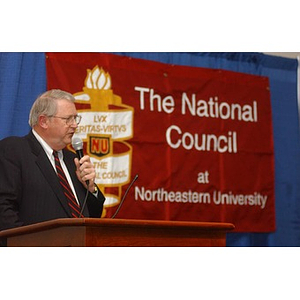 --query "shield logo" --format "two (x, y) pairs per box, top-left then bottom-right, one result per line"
(89, 135), (111, 158)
